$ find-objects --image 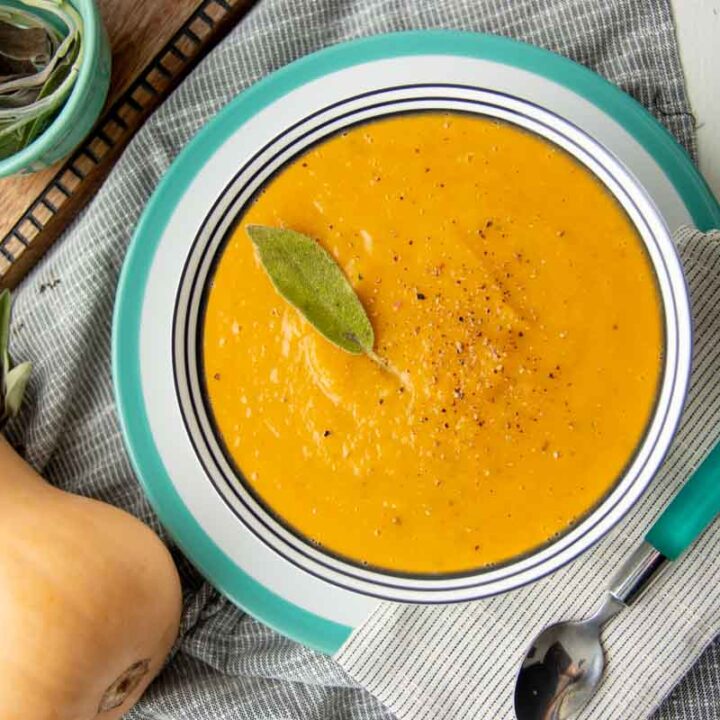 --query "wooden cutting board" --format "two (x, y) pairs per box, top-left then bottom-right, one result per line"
(0, 0), (255, 290)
